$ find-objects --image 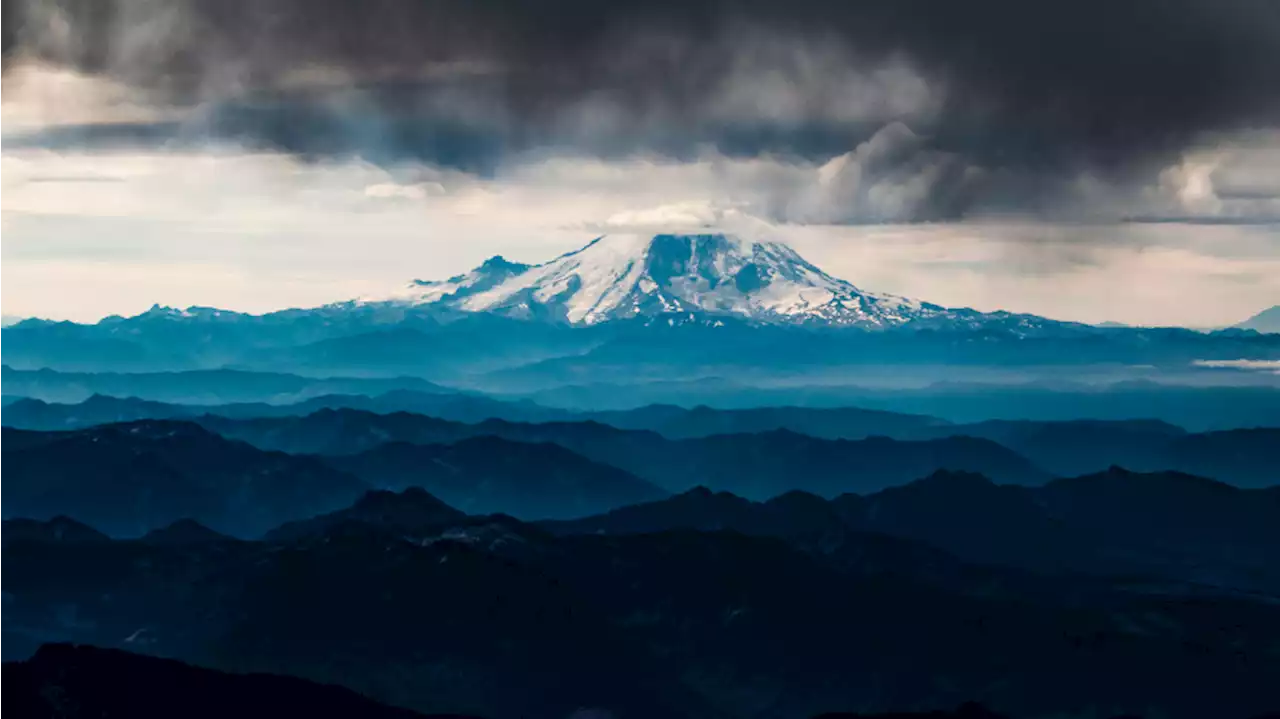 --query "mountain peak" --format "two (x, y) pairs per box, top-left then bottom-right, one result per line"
(370, 232), (953, 328)
(1235, 305), (1280, 333)
(478, 255), (530, 273)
